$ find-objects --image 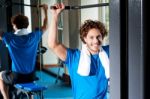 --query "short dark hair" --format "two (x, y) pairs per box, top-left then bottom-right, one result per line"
(11, 14), (29, 29)
(80, 19), (108, 43)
